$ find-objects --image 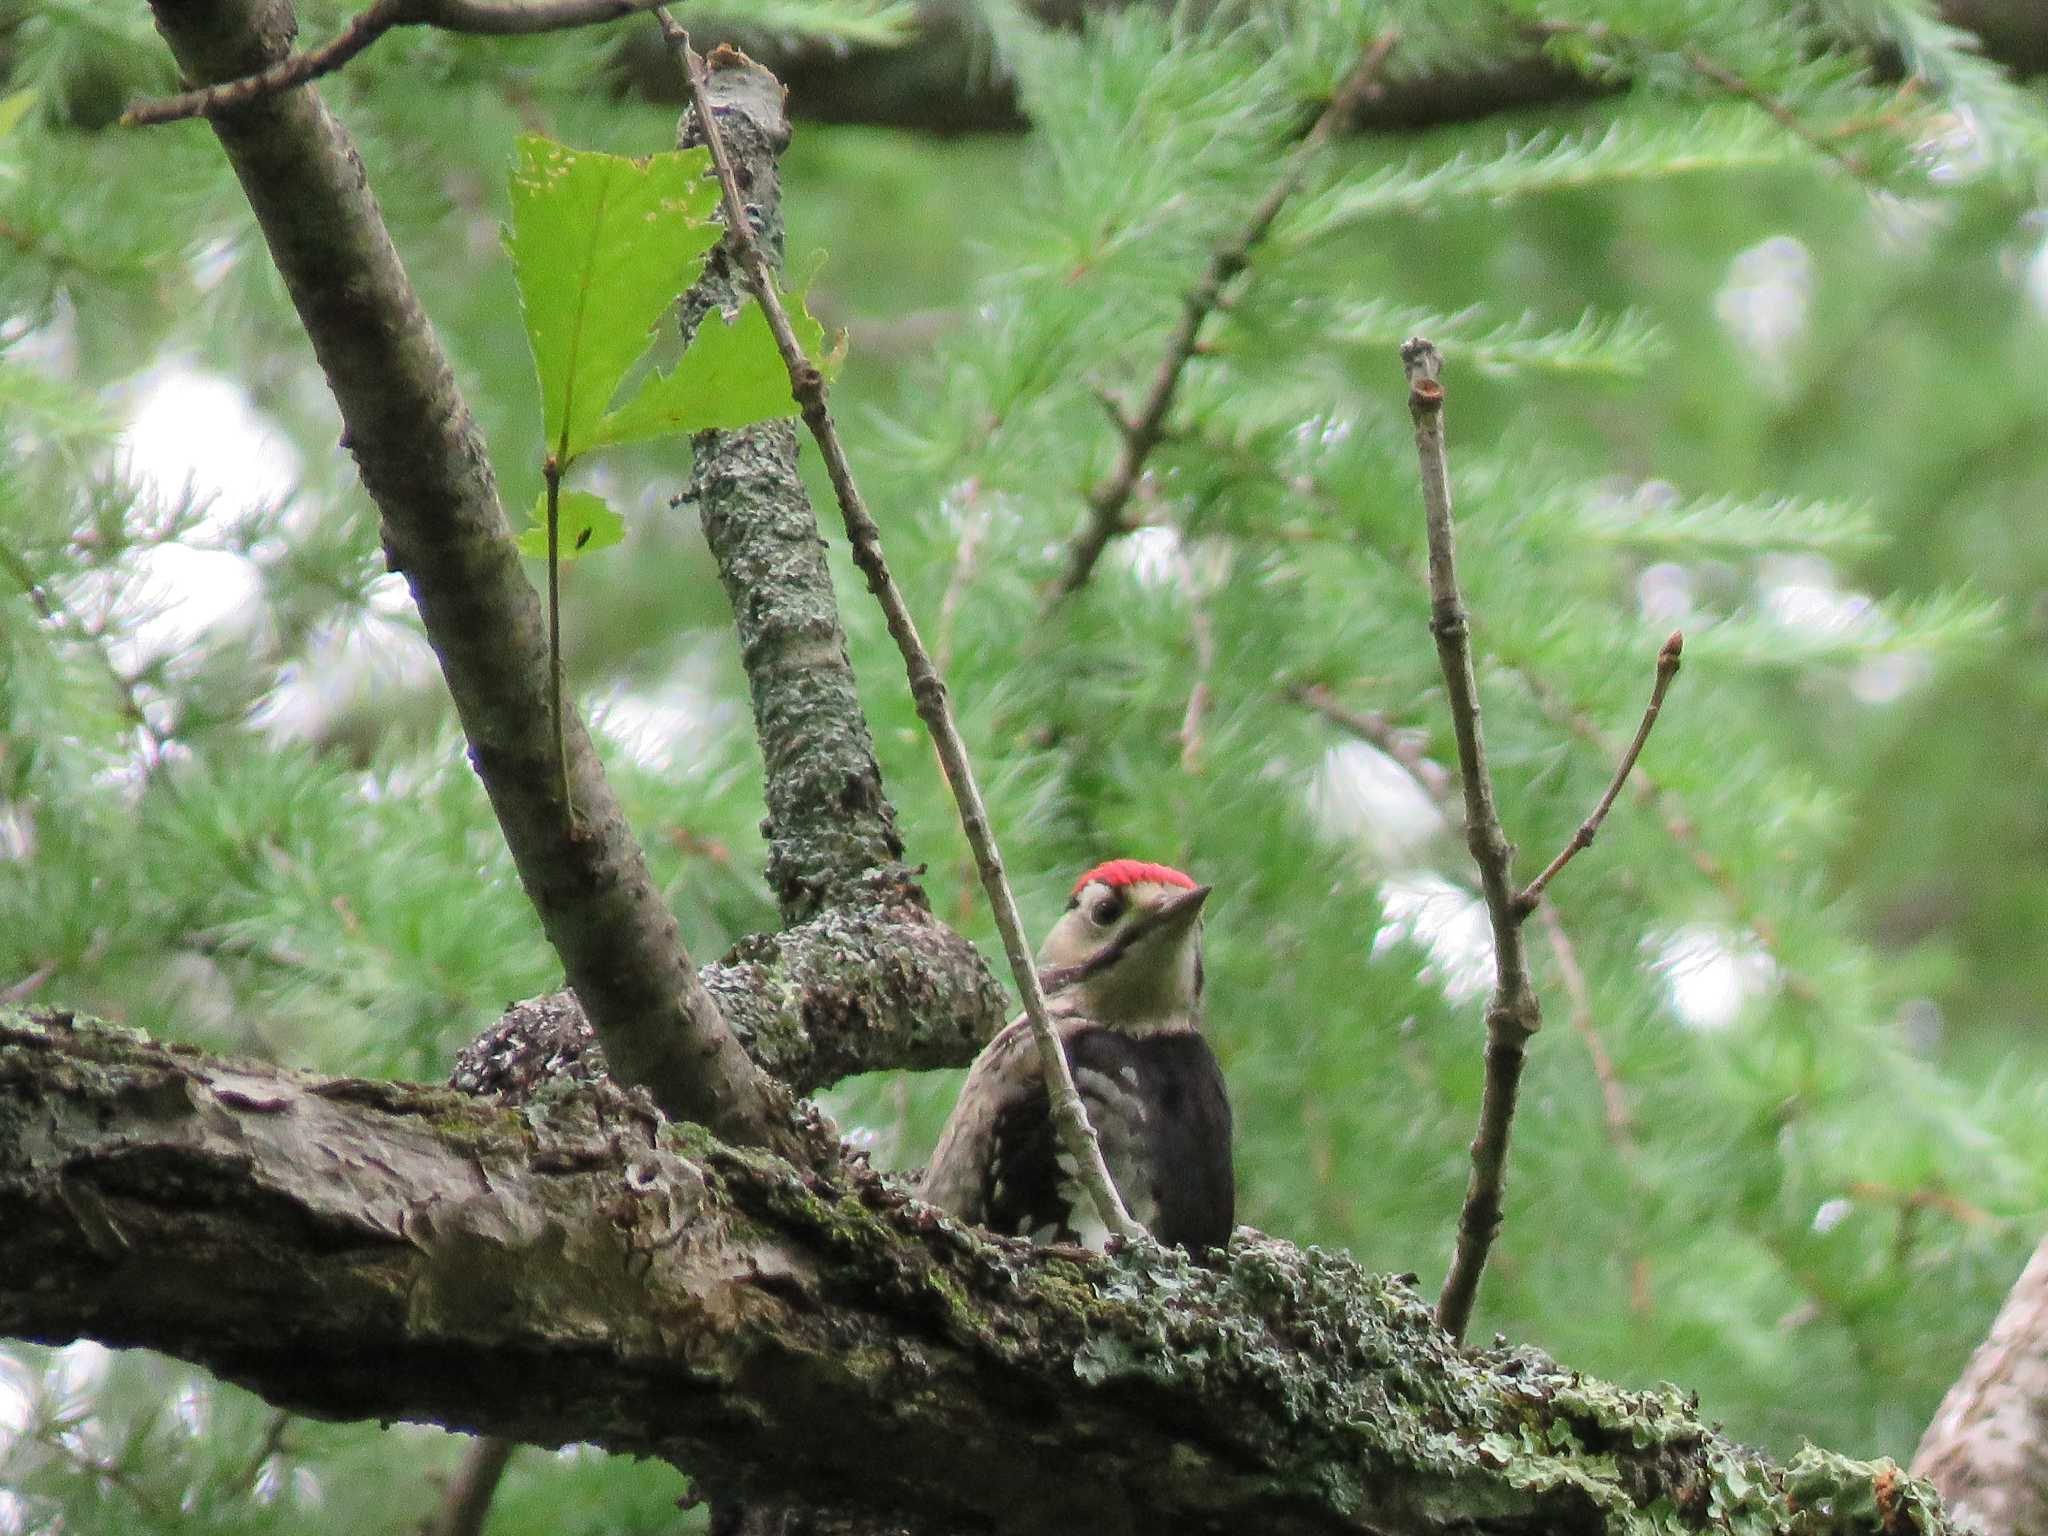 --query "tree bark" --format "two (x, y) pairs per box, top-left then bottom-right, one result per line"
(0, 1007), (1970, 1536)
(612, 0), (2046, 136)
(1912, 1235), (2048, 1536)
